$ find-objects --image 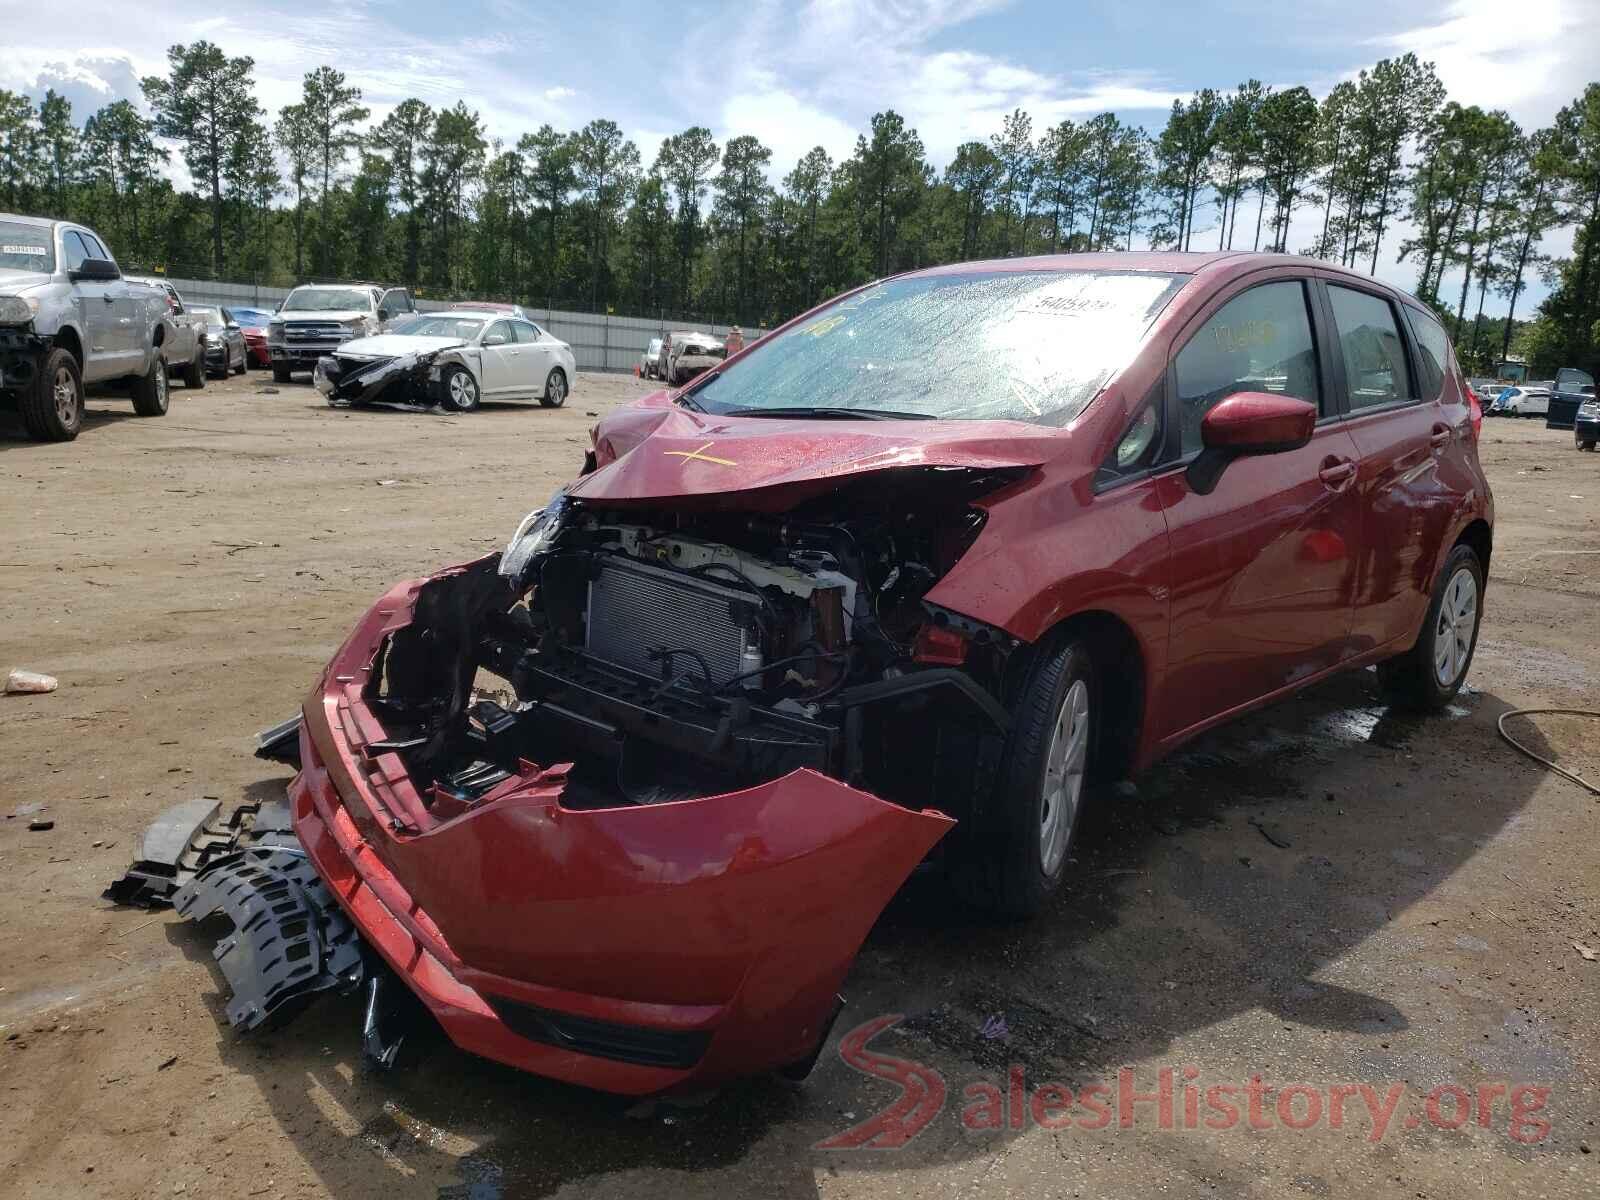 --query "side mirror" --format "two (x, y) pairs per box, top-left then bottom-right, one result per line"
(69, 257), (120, 282)
(1186, 391), (1317, 496)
